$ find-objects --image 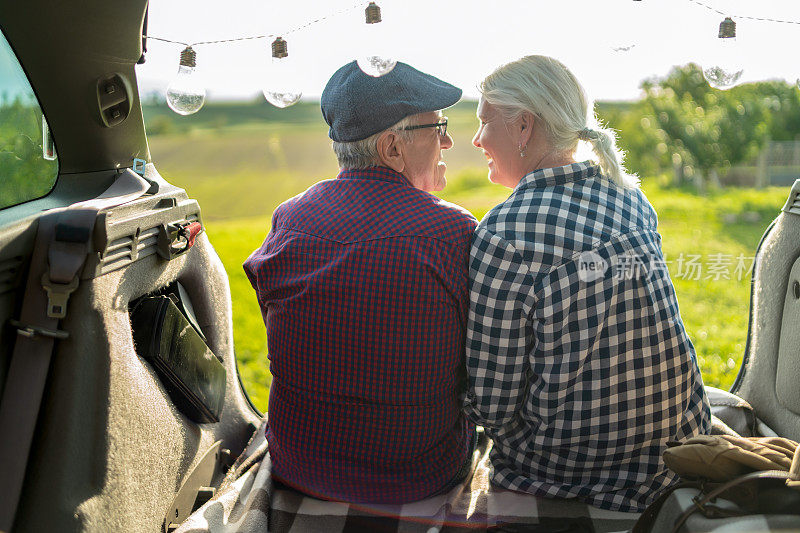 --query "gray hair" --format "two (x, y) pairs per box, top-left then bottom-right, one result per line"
(332, 115), (416, 169)
(480, 55), (638, 188)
